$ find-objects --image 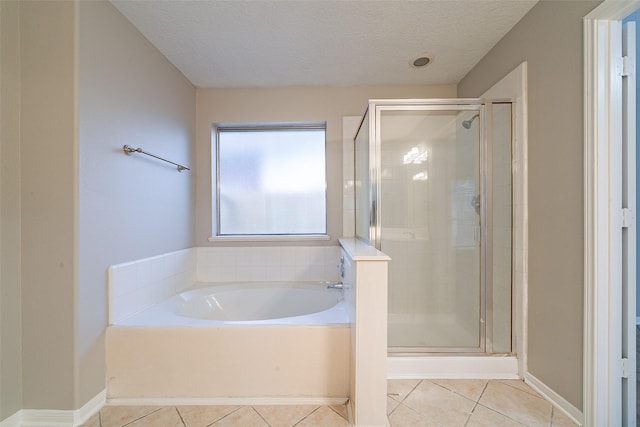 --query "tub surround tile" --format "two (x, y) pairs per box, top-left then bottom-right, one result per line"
(99, 406), (162, 427)
(253, 405), (318, 427)
(176, 405), (239, 427)
(109, 248), (196, 324)
(478, 381), (552, 427)
(195, 246), (340, 283)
